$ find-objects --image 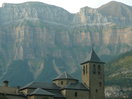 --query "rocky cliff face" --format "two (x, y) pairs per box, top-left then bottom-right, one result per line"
(0, 2), (73, 25)
(98, 1), (132, 26)
(0, 1), (131, 86)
